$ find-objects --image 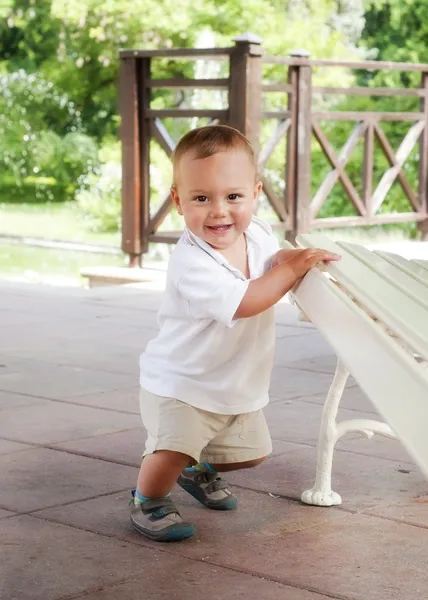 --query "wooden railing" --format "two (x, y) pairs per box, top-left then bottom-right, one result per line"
(119, 35), (428, 266)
